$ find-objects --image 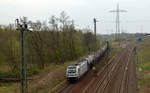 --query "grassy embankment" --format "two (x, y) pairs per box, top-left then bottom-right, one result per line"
(138, 38), (150, 93)
(0, 58), (80, 93)
(0, 53), (93, 93)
